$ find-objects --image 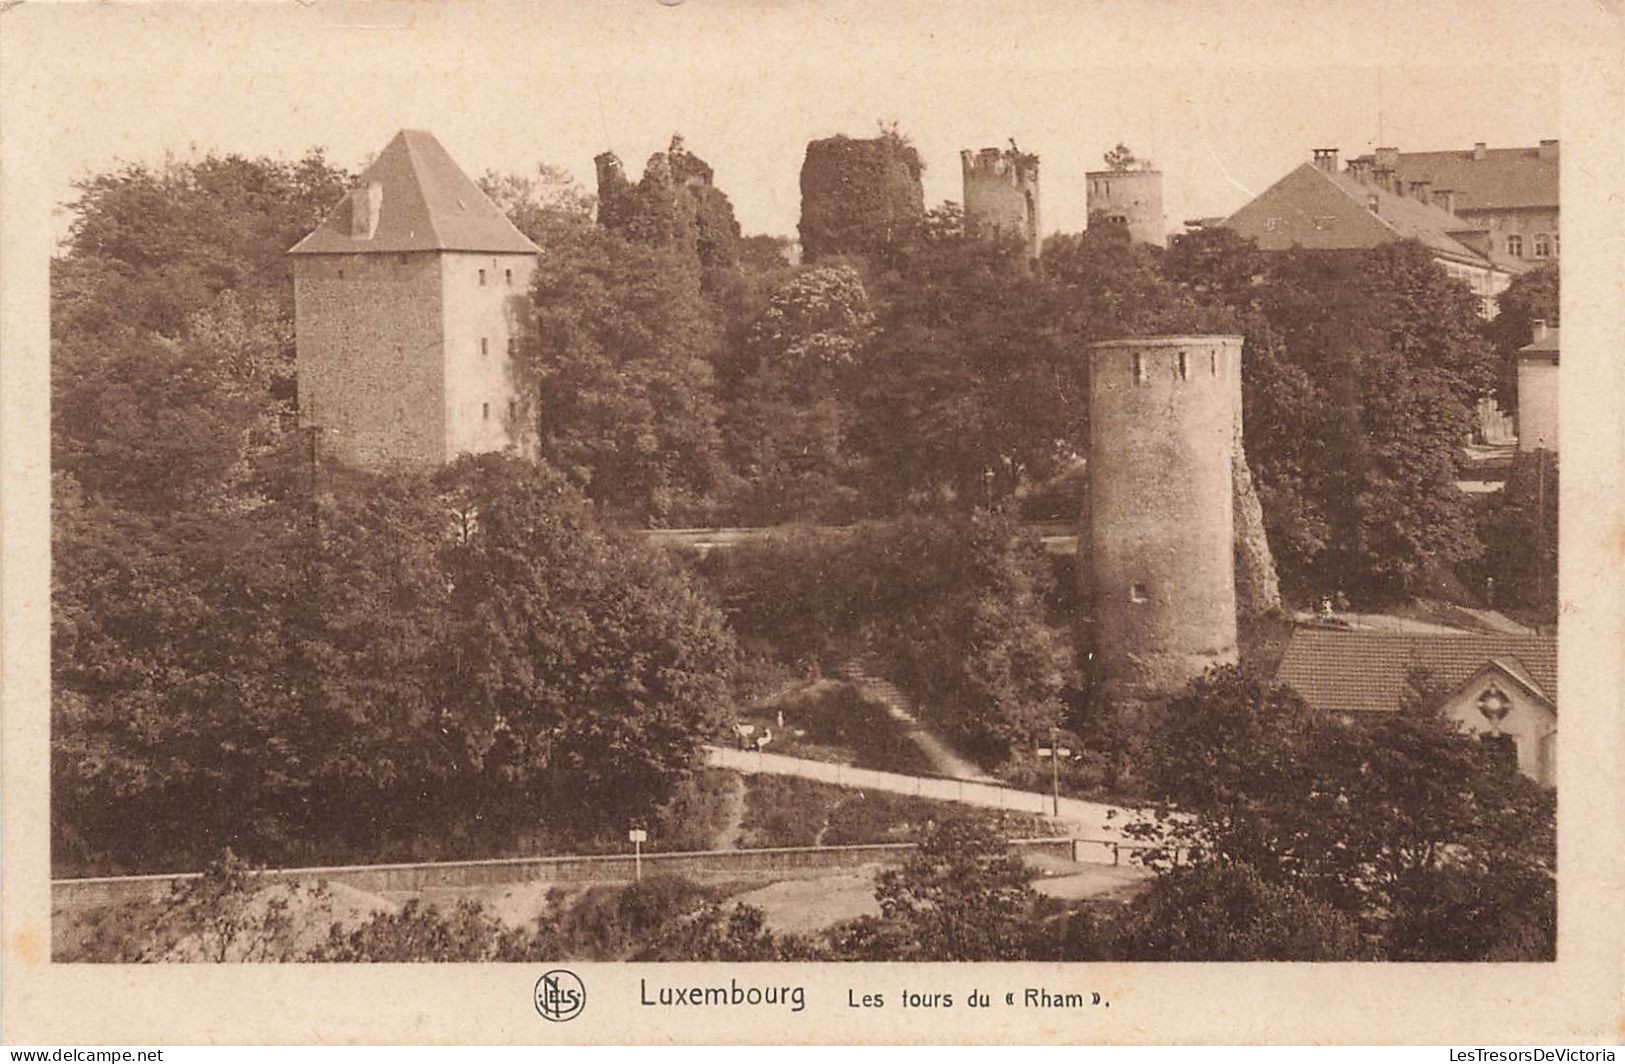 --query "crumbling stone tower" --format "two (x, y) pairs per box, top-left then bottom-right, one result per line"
(1086, 335), (1242, 702)
(594, 135), (742, 269)
(289, 129), (539, 469)
(798, 132), (926, 263)
(961, 143), (1041, 259)
(1086, 165), (1166, 247)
